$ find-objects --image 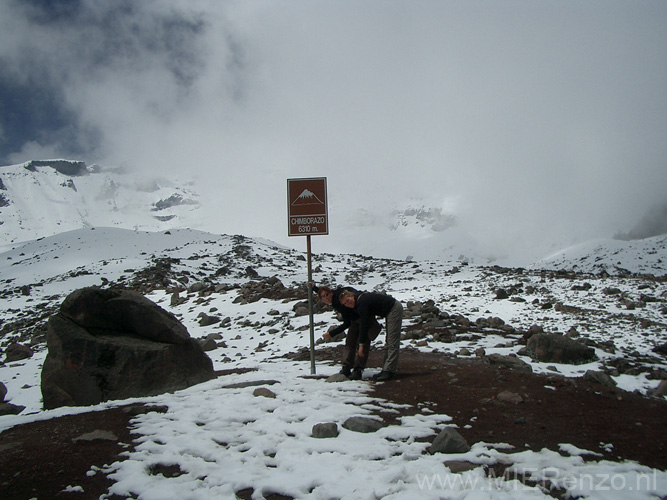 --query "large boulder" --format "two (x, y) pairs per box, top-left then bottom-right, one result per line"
(3, 343), (34, 362)
(41, 287), (215, 409)
(526, 333), (597, 365)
